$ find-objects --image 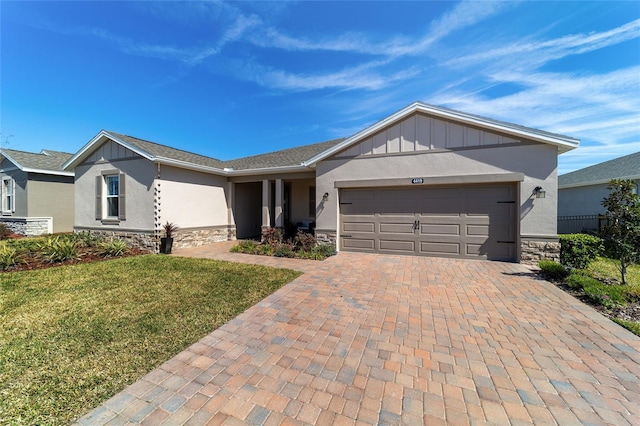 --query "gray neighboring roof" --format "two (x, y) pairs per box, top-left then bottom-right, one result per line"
(559, 151), (640, 188)
(0, 148), (74, 175)
(224, 138), (346, 170)
(105, 131), (227, 170)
